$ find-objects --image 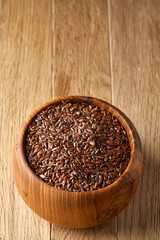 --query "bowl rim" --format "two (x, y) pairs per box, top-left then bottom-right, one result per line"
(14, 96), (143, 196)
